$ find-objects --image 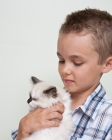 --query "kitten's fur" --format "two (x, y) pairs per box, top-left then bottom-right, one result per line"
(24, 76), (73, 140)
